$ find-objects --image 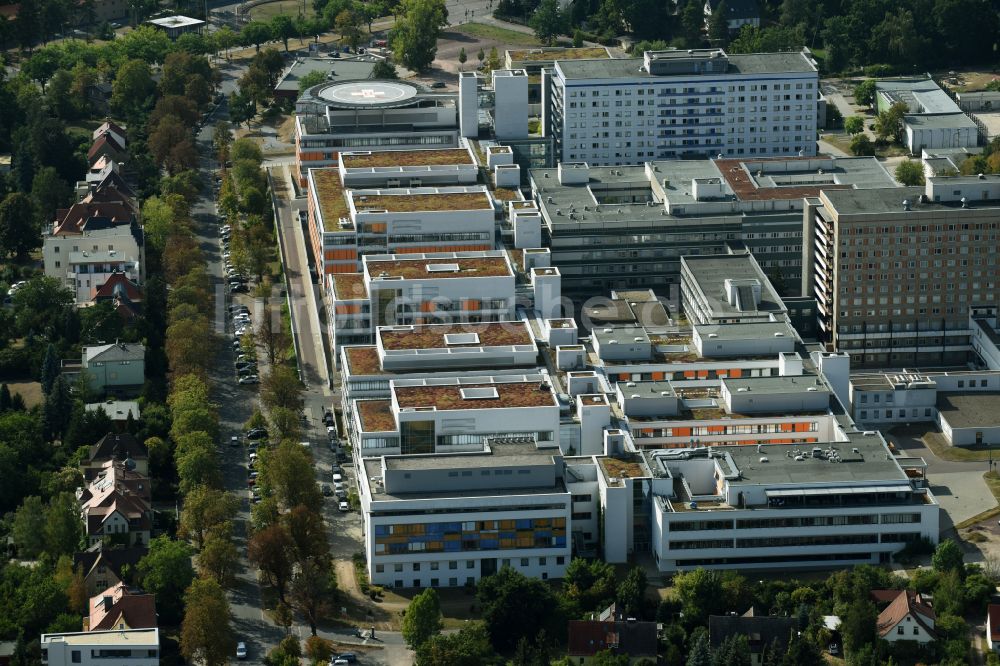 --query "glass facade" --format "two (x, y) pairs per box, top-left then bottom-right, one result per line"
(373, 517), (567, 556)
